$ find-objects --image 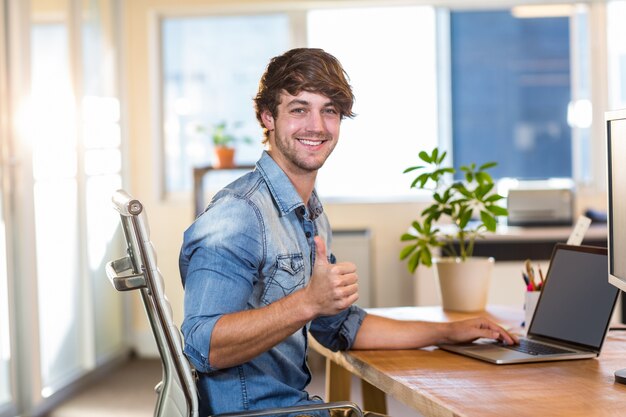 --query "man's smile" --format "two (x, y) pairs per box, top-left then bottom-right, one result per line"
(297, 138), (325, 147)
